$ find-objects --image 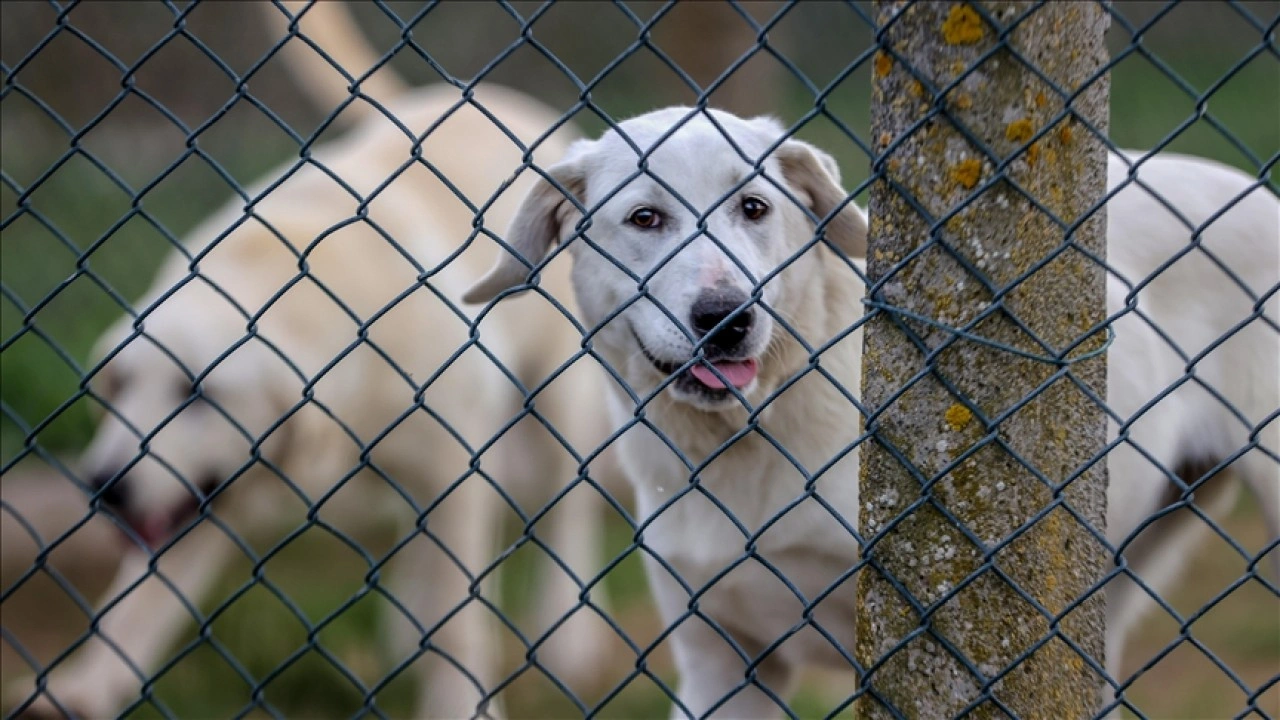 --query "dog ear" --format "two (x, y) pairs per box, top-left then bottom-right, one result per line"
(772, 139), (867, 259)
(463, 143), (589, 305)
